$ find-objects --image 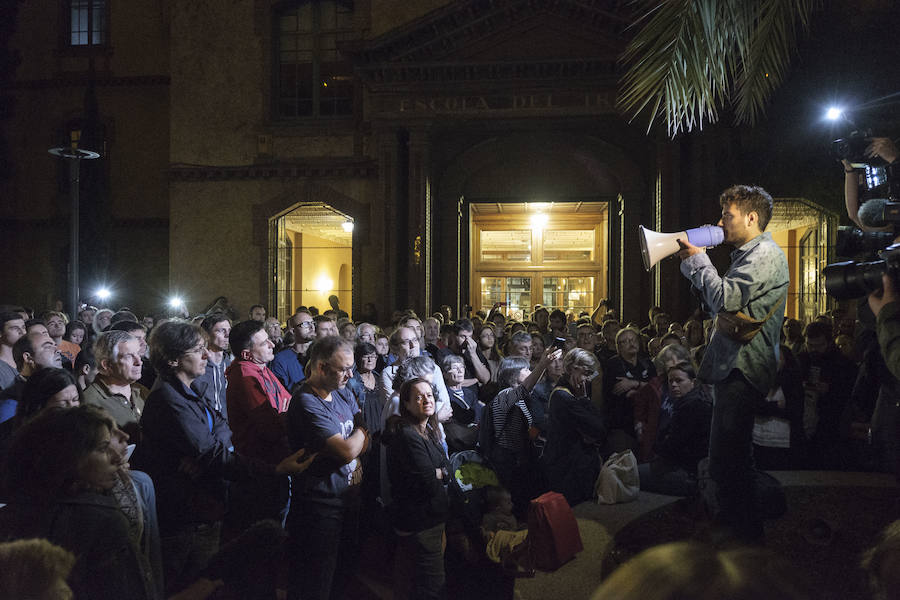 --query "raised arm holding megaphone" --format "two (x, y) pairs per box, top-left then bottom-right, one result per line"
(638, 225), (724, 270)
